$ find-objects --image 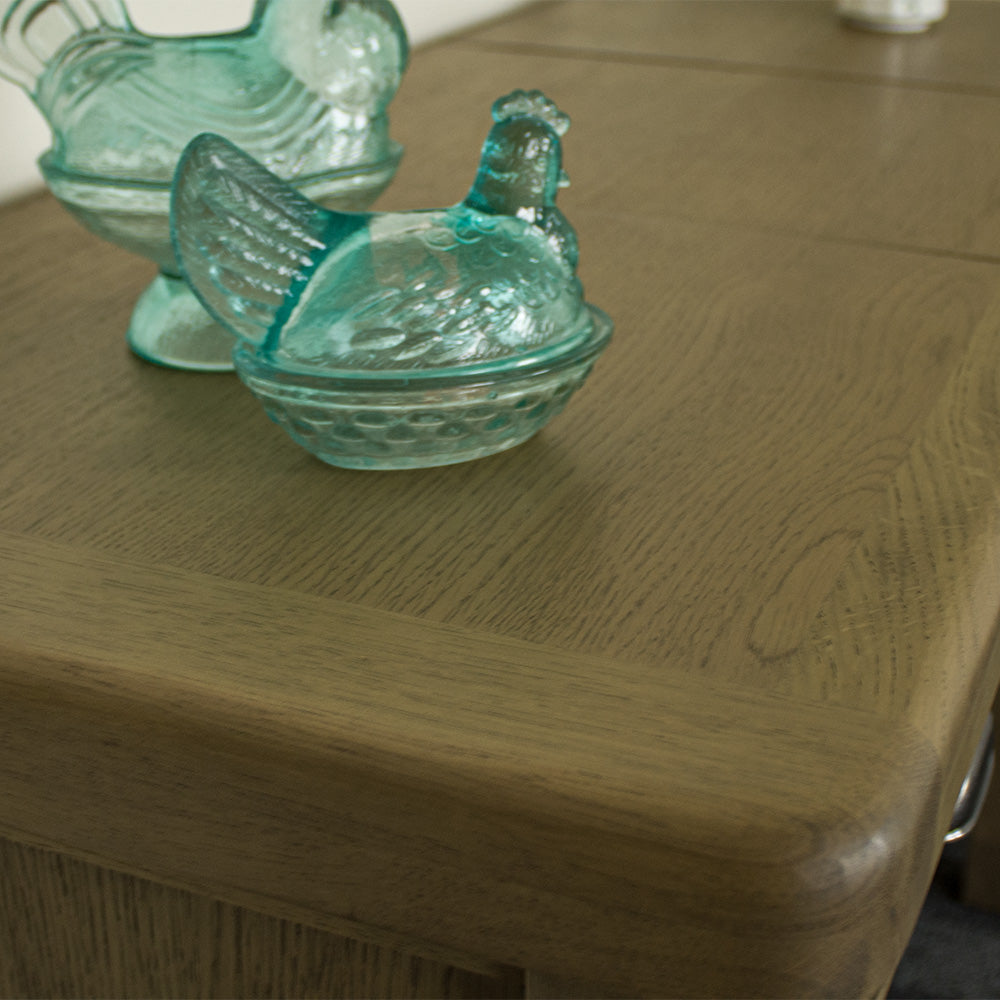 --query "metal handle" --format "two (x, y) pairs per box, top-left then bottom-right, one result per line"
(945, 714), (995, 843)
